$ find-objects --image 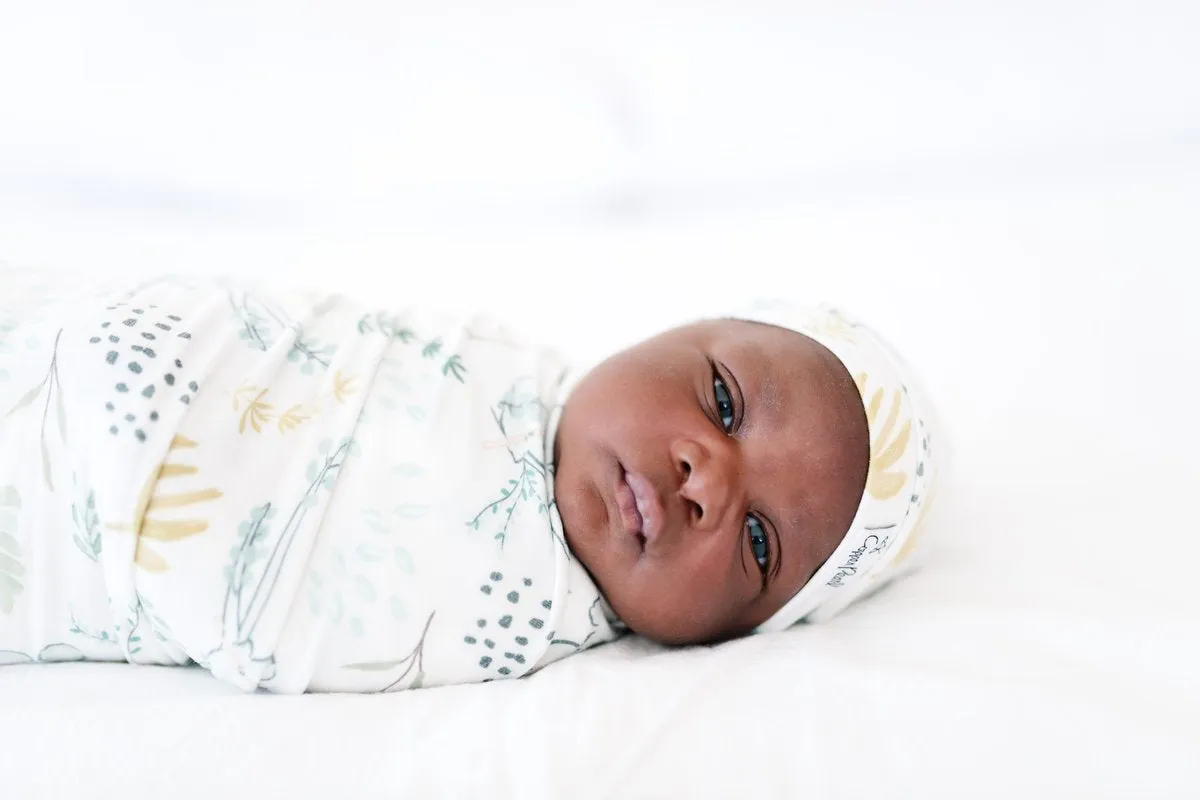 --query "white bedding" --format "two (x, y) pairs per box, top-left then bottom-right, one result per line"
(2, 2), (1199, 797)
(3, 174), (1197, 798)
